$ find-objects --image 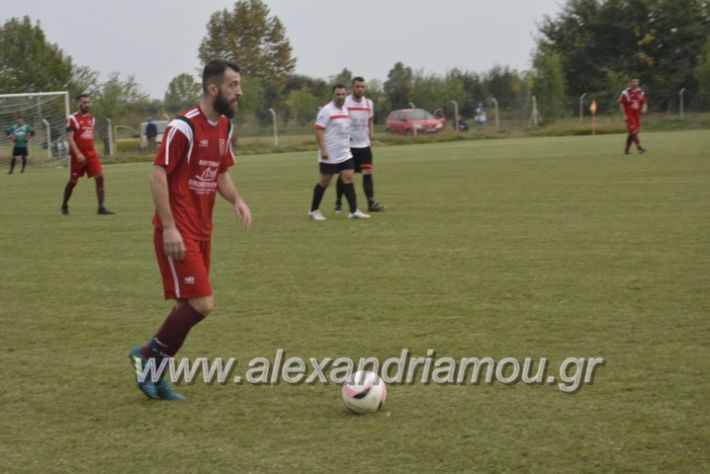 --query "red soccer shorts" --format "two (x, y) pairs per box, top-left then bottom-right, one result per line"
(154, 229), (212, 300)
(70, 152), (103, 179)
(626, 114), (641, 134)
